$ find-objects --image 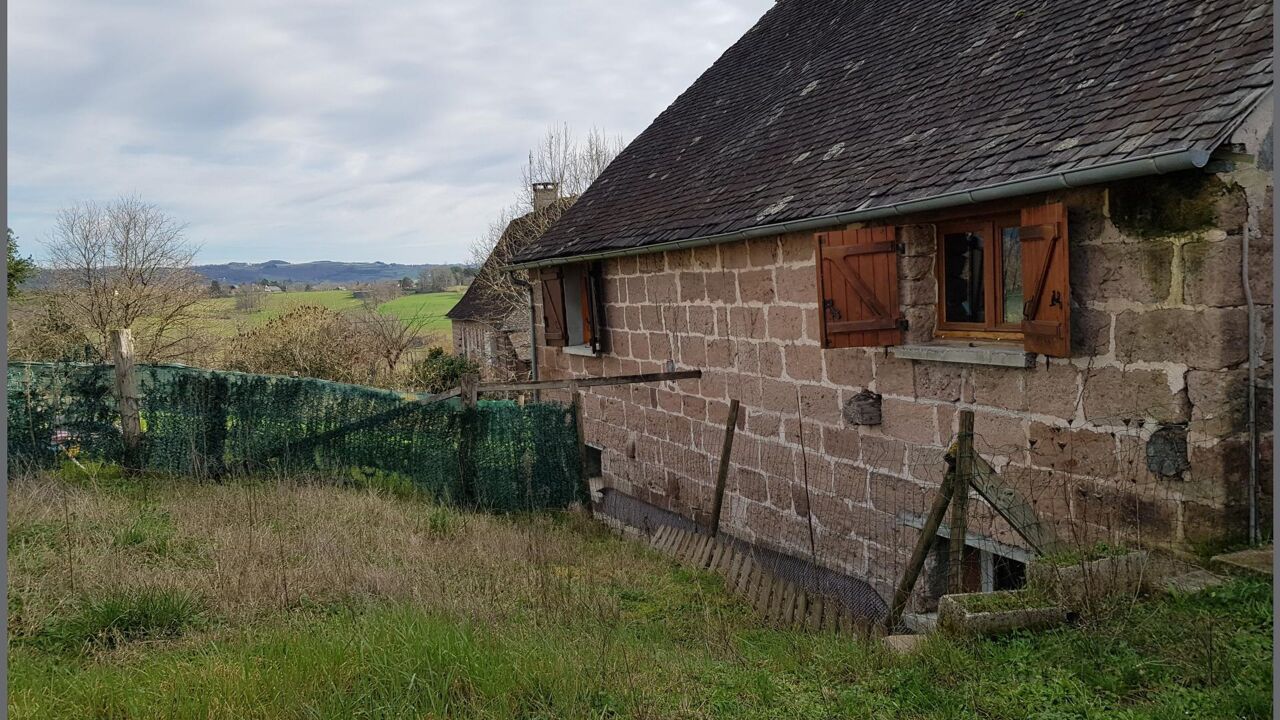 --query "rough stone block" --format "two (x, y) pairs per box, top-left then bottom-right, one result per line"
(825, 348), (874, 388)
(719, 241), (751, 269)
(779, 232), (815, 263)
(1028, 423), (1119, 478)
(1182, 236), (1272, 307)
(748, 238), (779, 267)
(914, 363), (964, 402)
(880, 397), (938, 445)
(1022, 362), (1081, 420)
(1071, 306), (1112, 357)
(861, 434), (906, 475)
(767, 305), (805, 342)
(874, 354), (915, 397)
(774, 265), (818, 303)
(1072, 241), (1173, 303)
(1081, 366), (1188, 425)
(784, 344), (824, 382)
(678, 272), (707, 303)
(822, 425), (861, 462)
(738, 269), (775, 304)
(1114, 308), (1249, 368)
(1186, 369), (1251, 436)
